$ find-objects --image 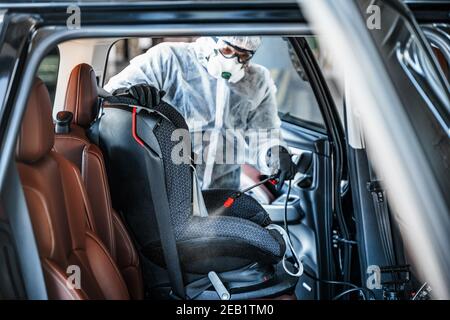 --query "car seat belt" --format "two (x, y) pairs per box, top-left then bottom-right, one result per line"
(87, 100), (103, 147)
(91, 91), (187, 299)
(135, 109), (186, 299)
(367, 165), (397, 267)
(142, 156), (186, 299)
